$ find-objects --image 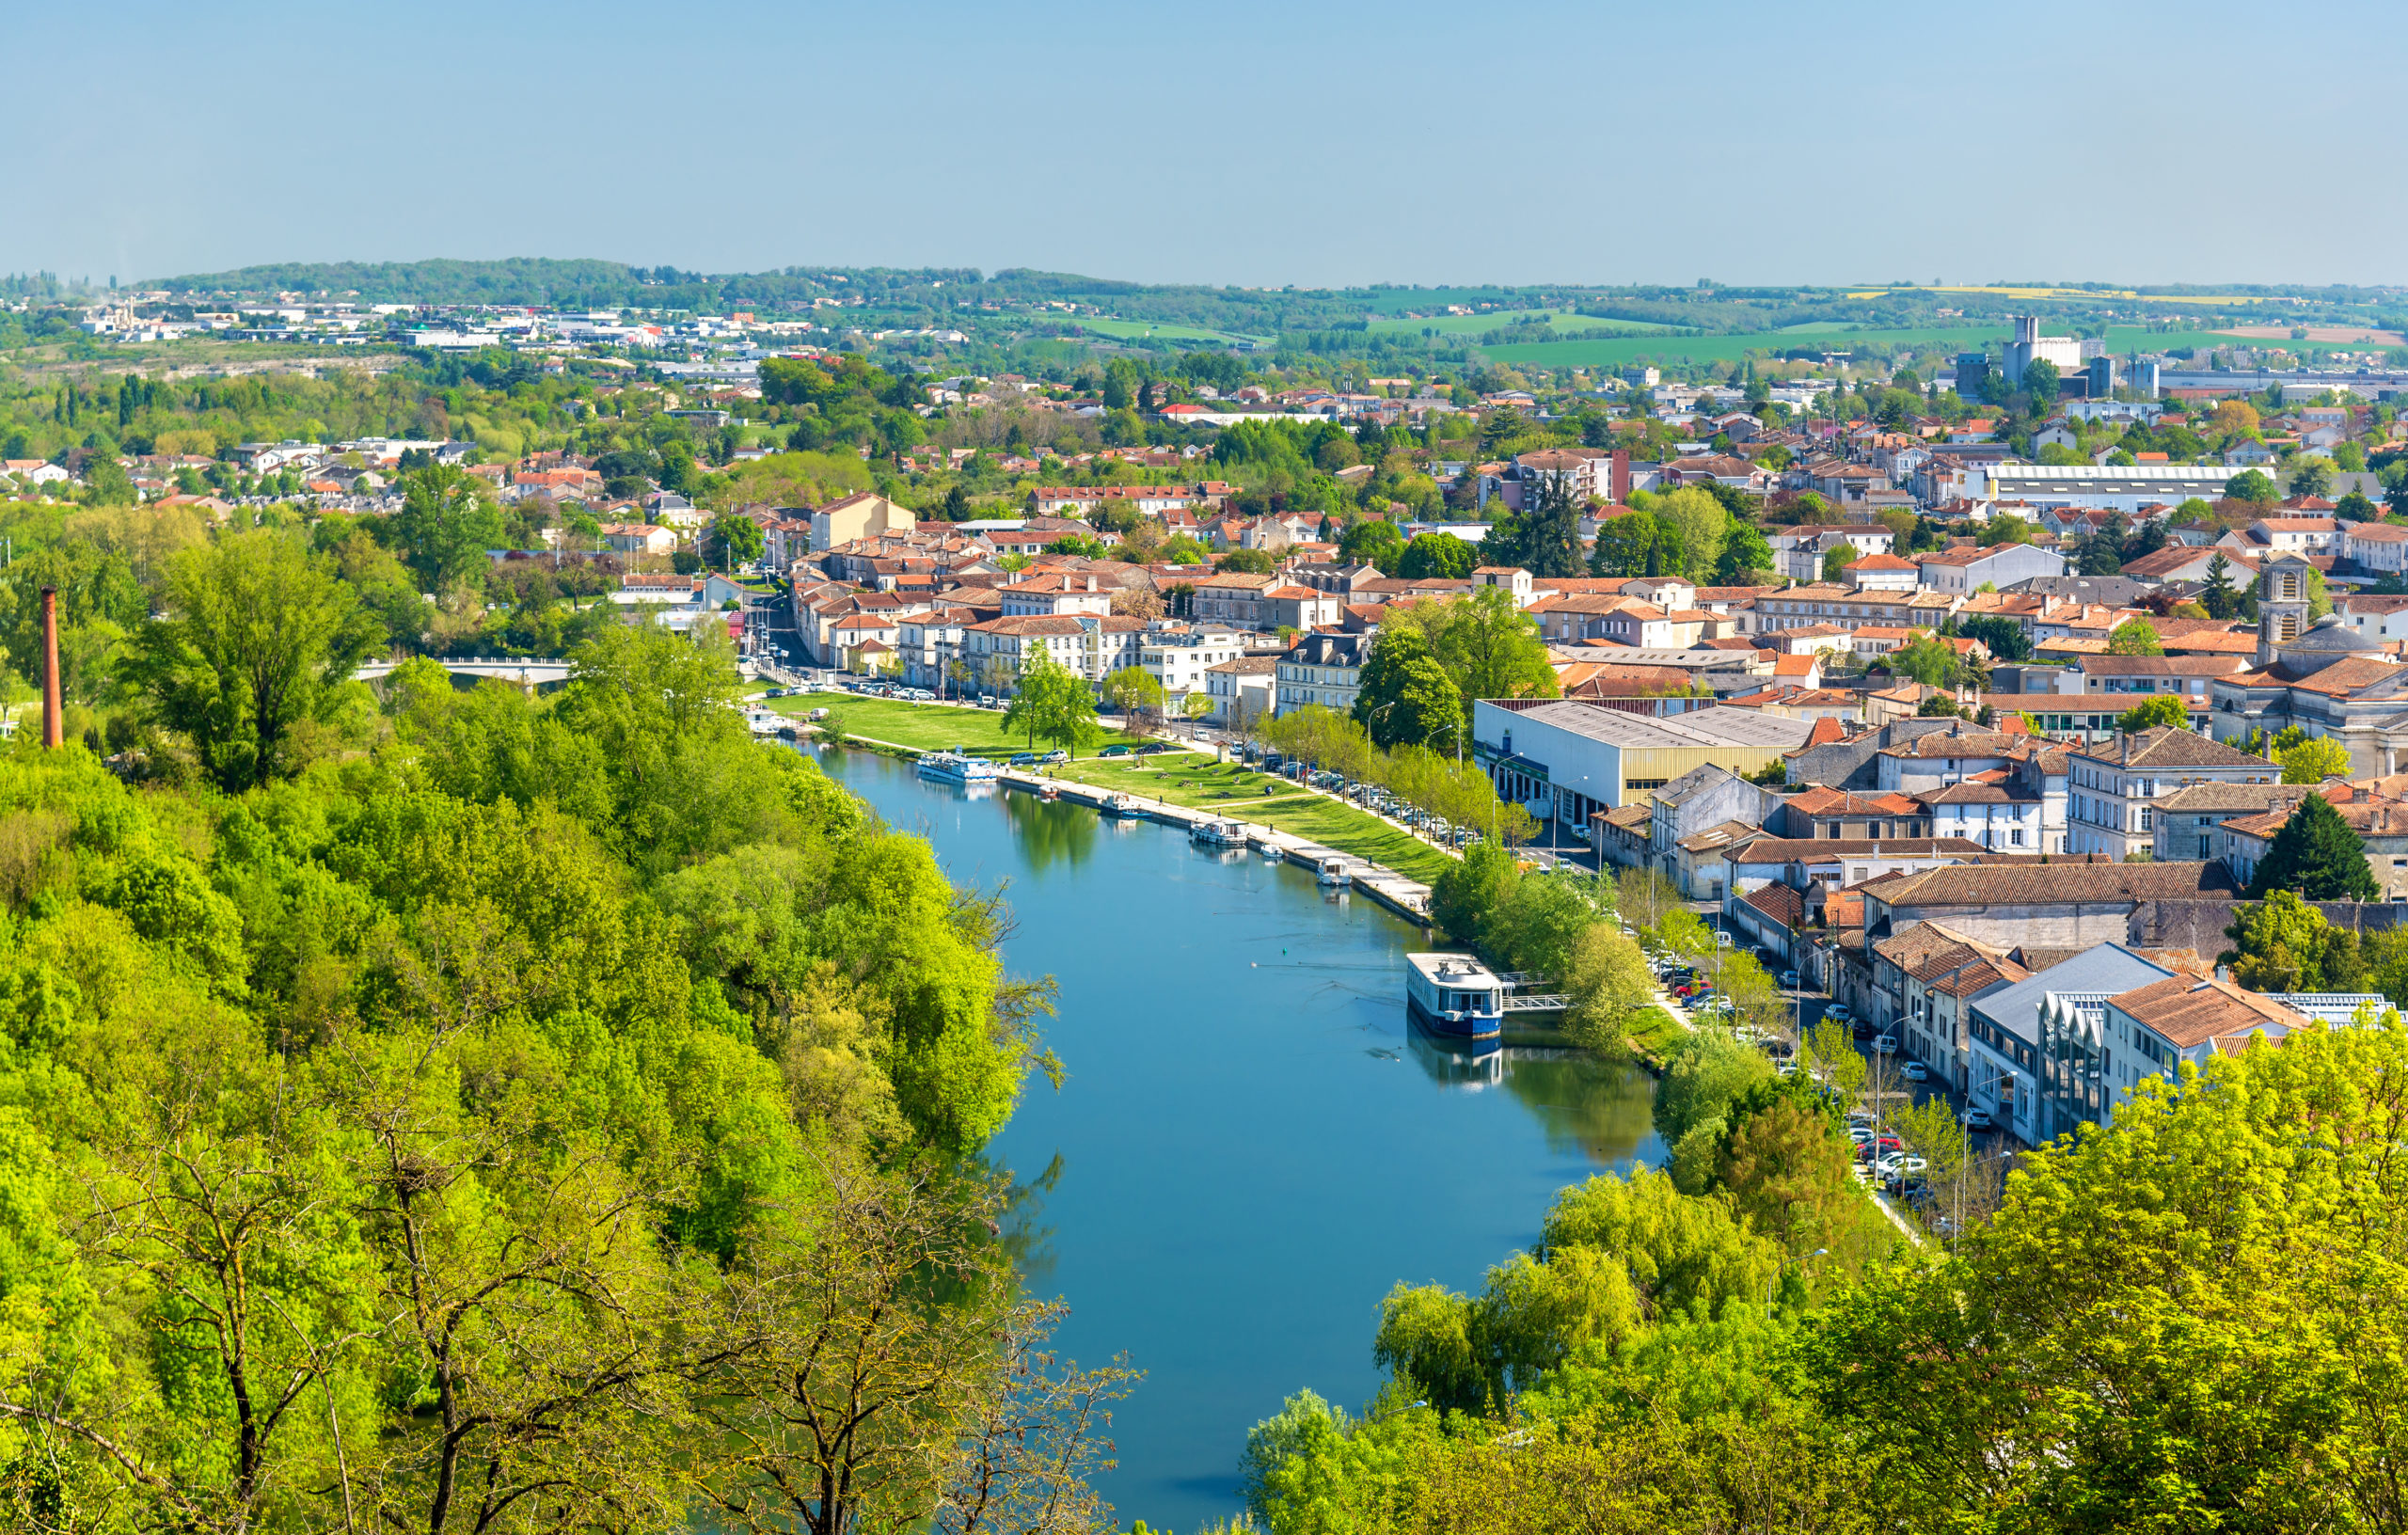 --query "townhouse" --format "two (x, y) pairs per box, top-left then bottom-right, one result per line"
(2066, 726), (2277, 861)
(1275, 632), (1370, 716)
(961, 613), (1147, 694)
